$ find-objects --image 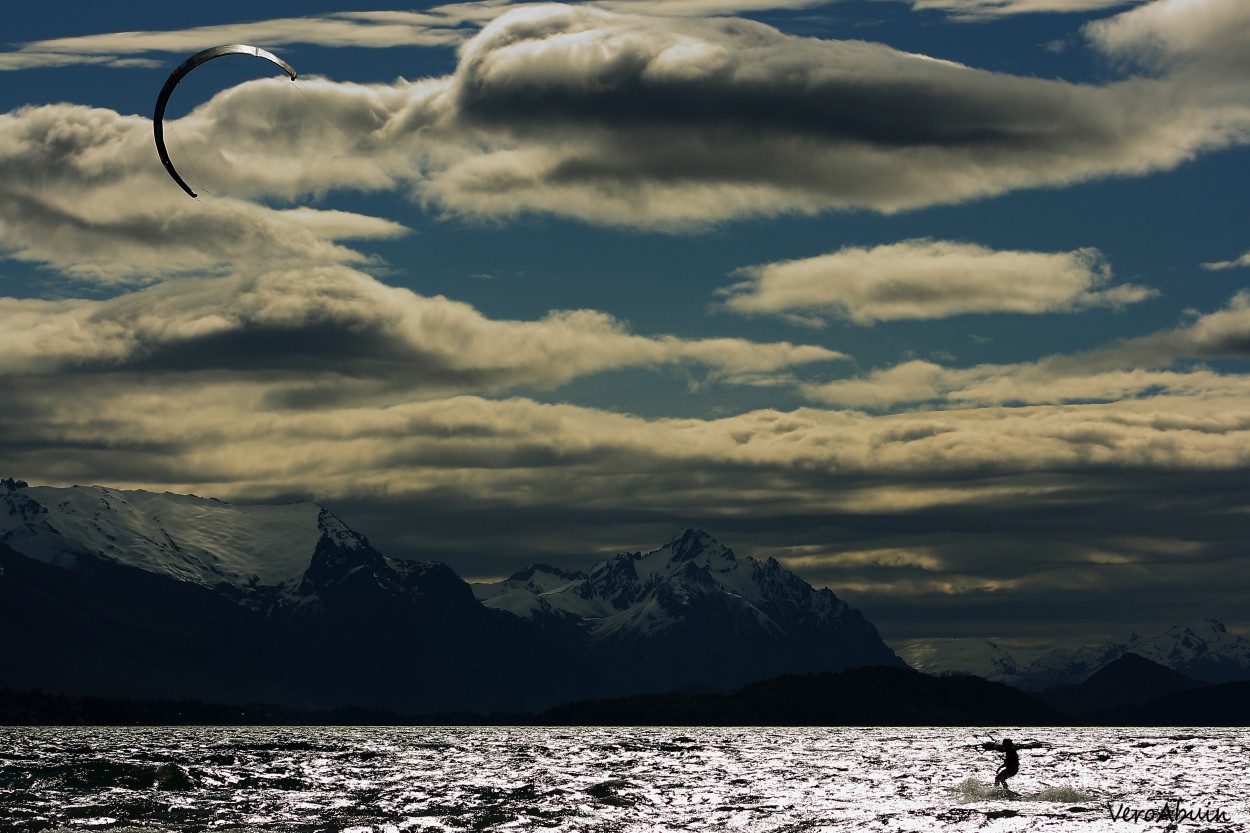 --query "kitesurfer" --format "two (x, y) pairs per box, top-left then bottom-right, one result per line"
(991, 738), (1018, 792)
